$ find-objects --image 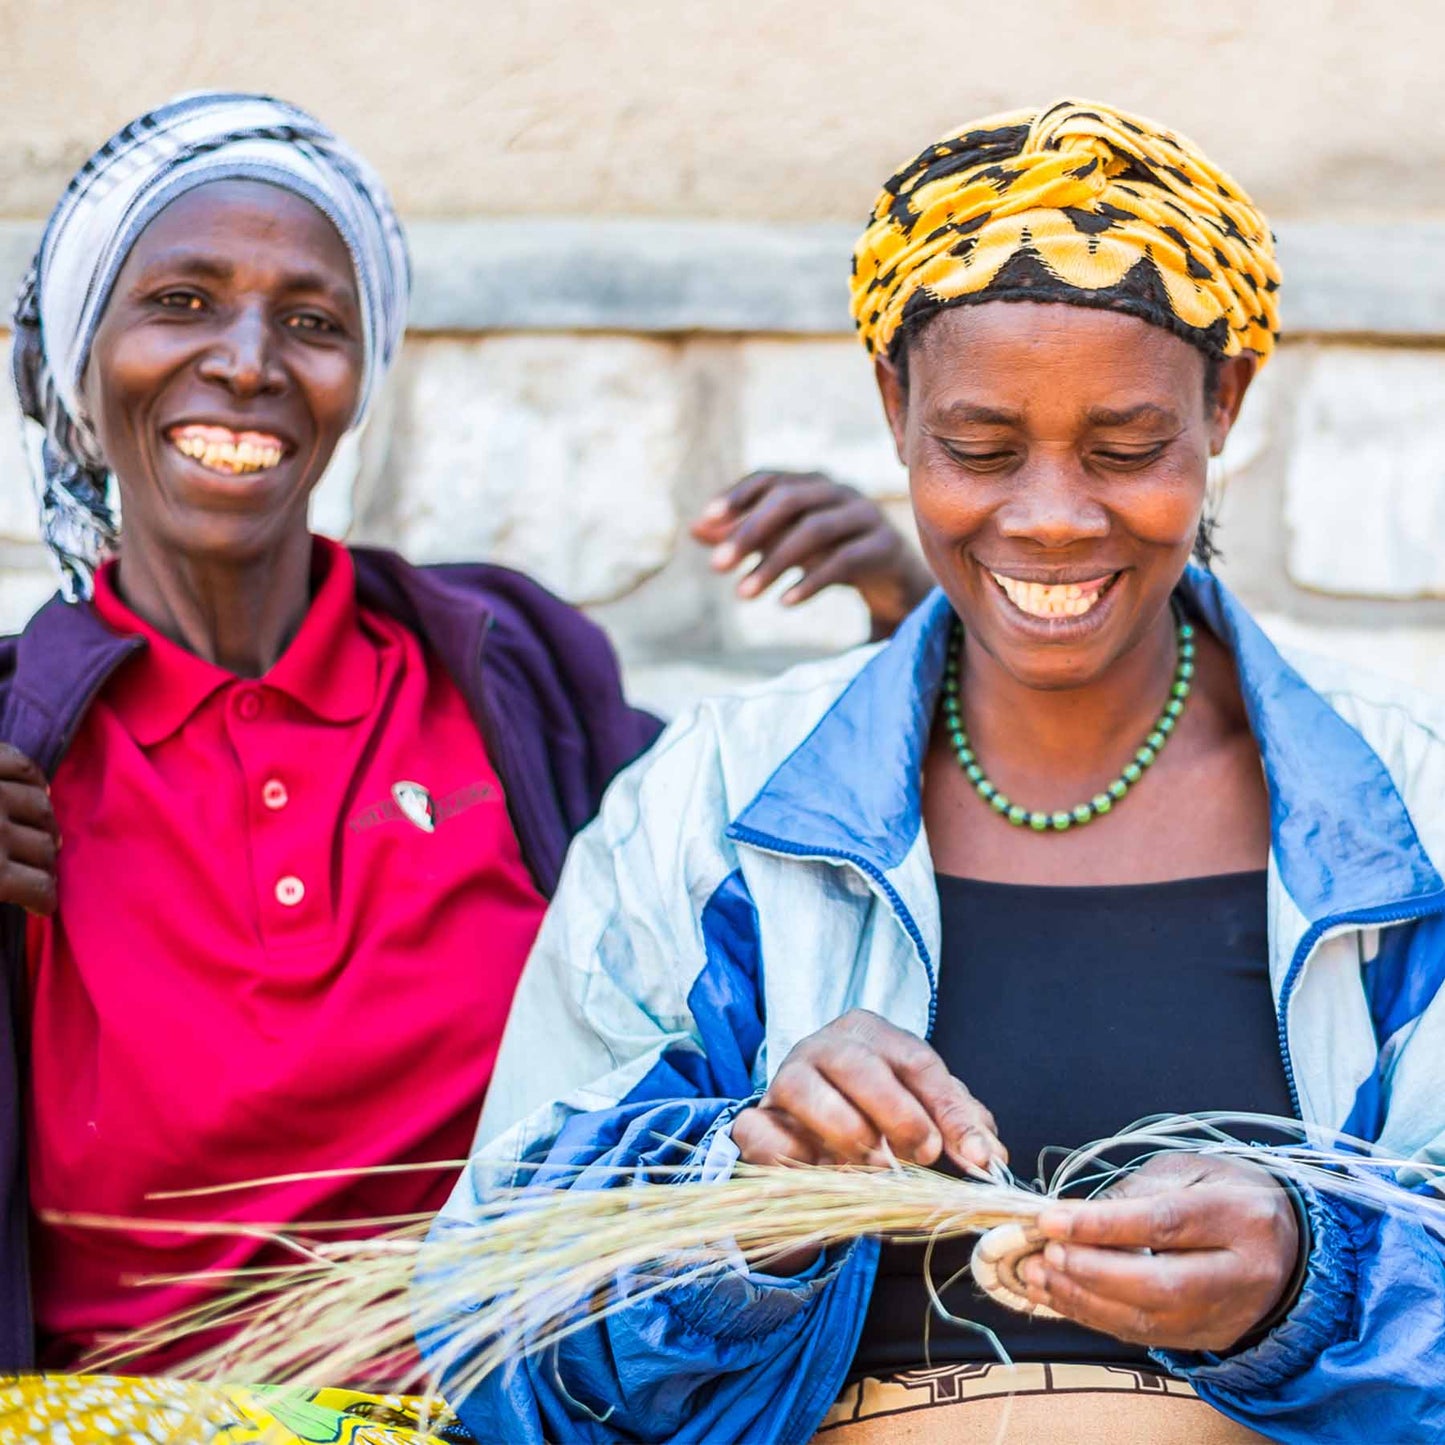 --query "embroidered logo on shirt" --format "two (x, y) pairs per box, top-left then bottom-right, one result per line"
(348, 781), (495, 835)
